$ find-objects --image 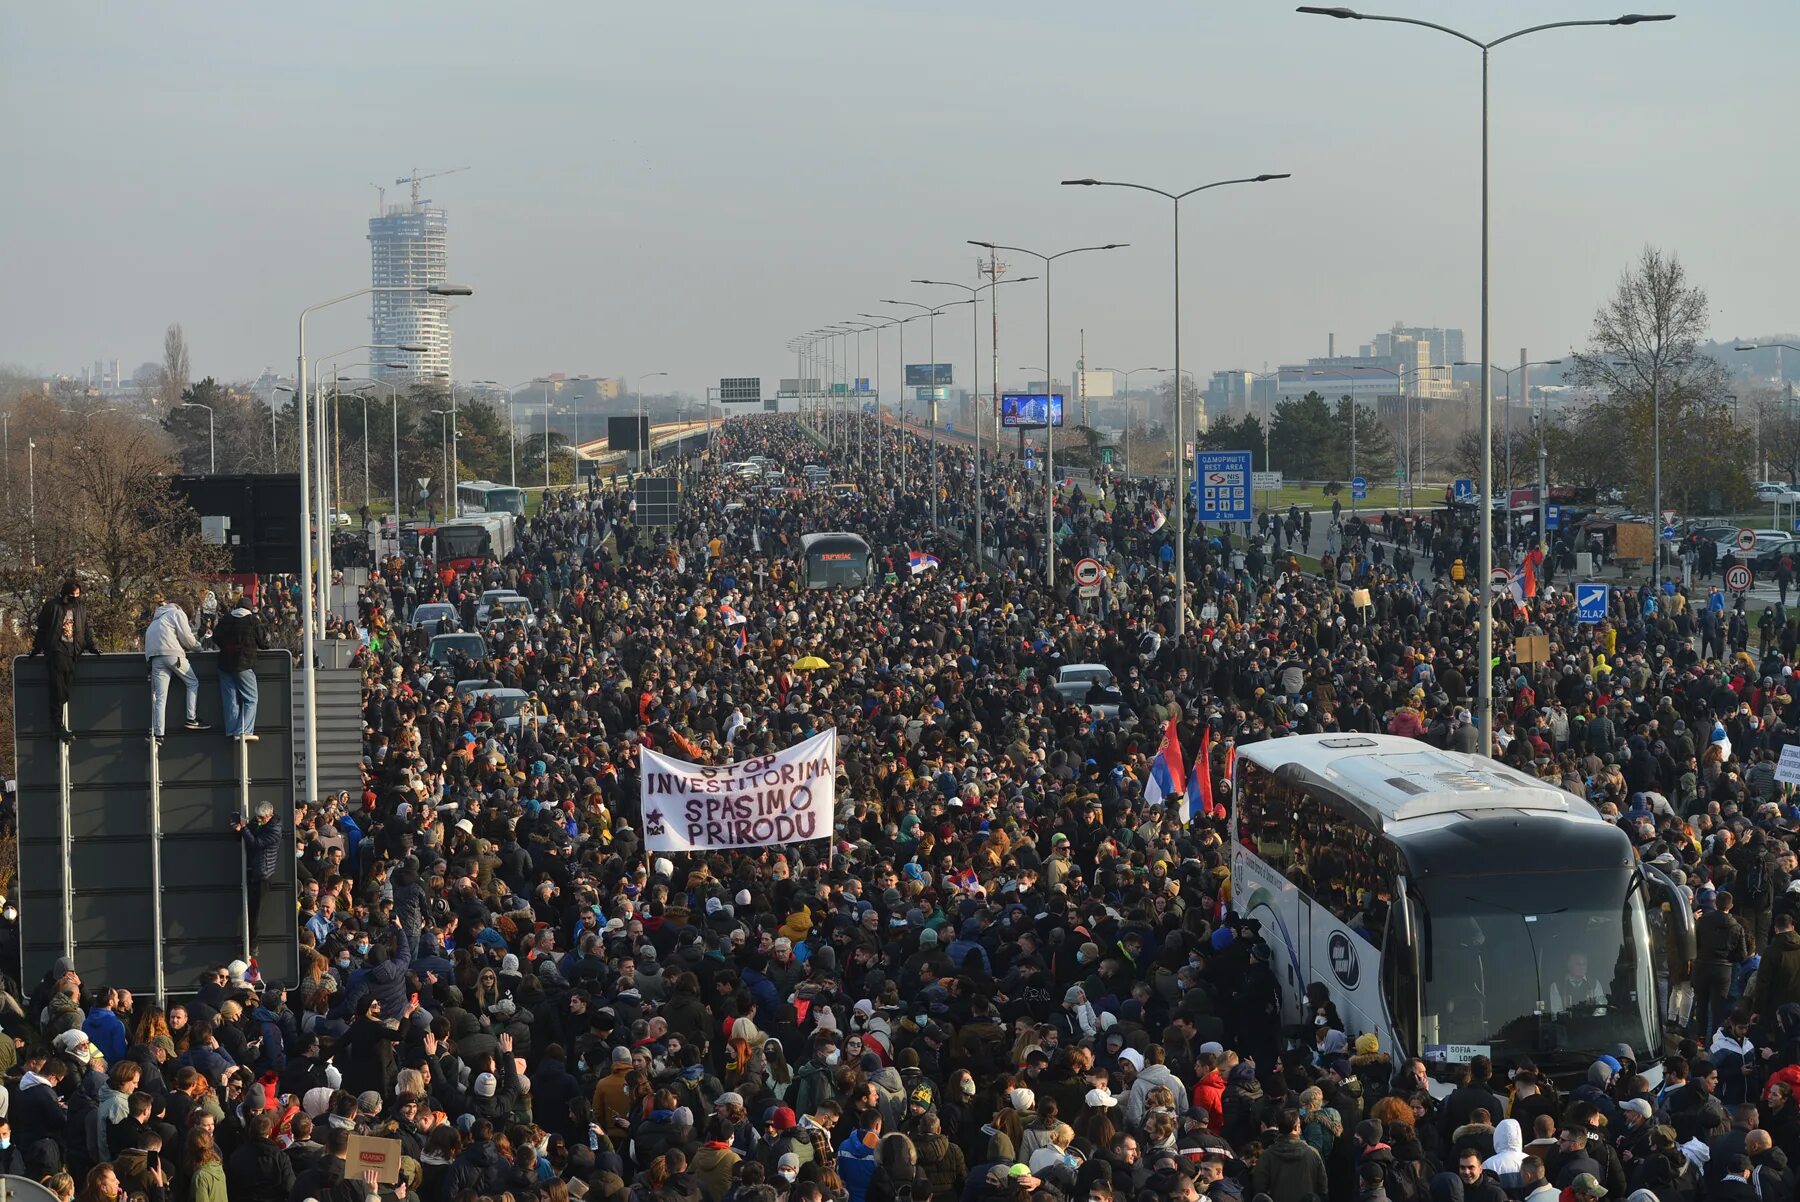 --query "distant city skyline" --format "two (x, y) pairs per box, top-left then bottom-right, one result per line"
(4, 3), (1798, 400)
